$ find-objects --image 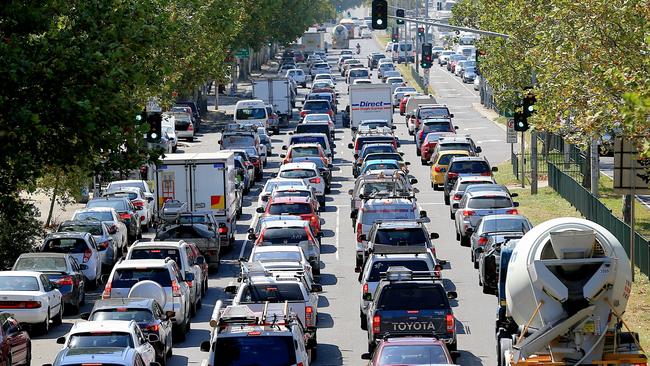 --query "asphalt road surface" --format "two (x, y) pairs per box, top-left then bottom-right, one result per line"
(31, 25), (511, 366)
